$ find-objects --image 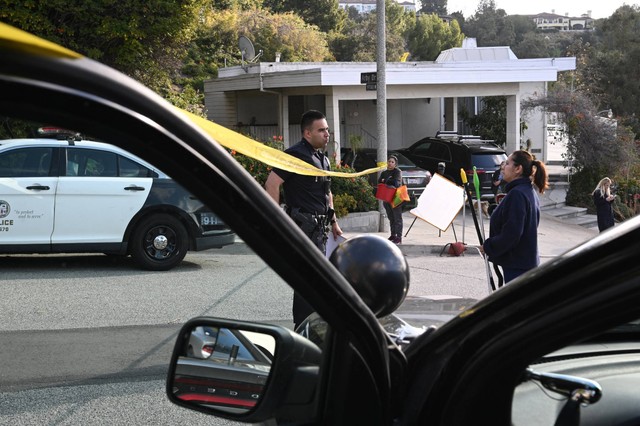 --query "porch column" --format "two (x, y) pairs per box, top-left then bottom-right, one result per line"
(326, 94), (341, 164)
(281, 94), (290, 148)
(506, 94), (520, 155)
